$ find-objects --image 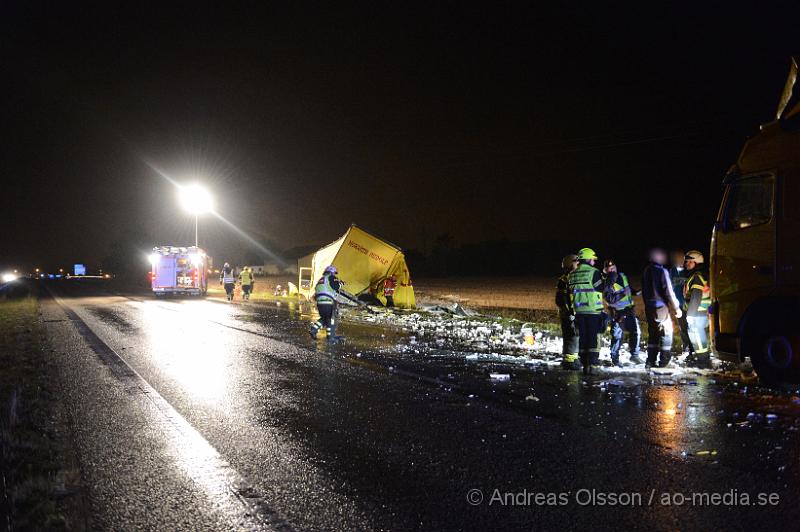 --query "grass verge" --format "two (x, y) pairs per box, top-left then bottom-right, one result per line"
(0, 287), (85, 529)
